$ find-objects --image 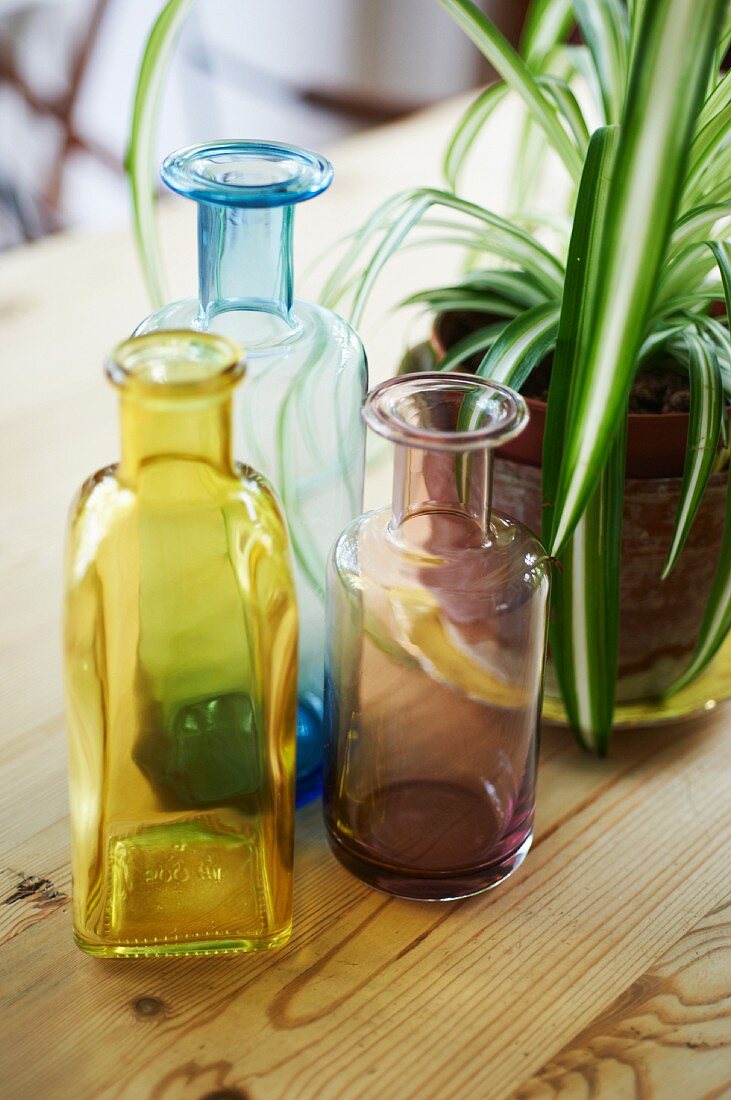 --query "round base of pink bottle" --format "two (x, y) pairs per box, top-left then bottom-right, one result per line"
(325, 828), (533, 902)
